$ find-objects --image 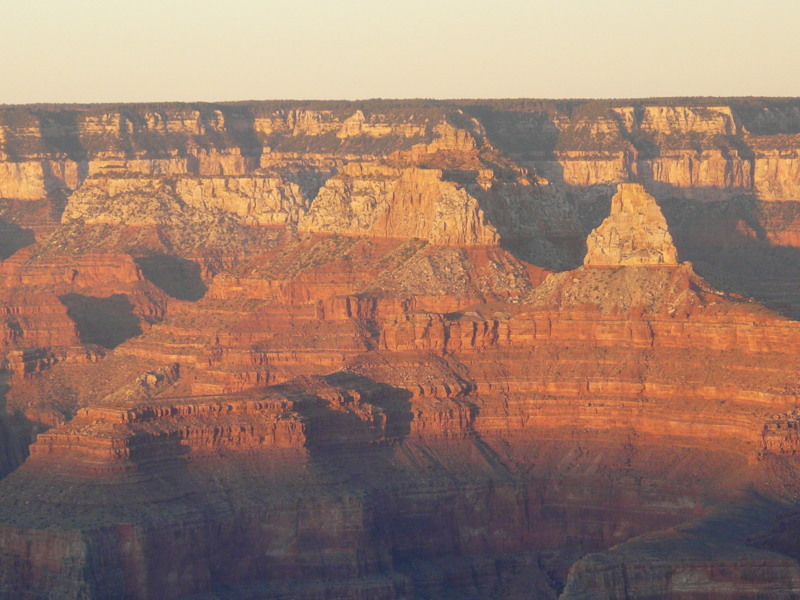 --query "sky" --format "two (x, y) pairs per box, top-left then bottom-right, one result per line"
(1, 0), (799, 104)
